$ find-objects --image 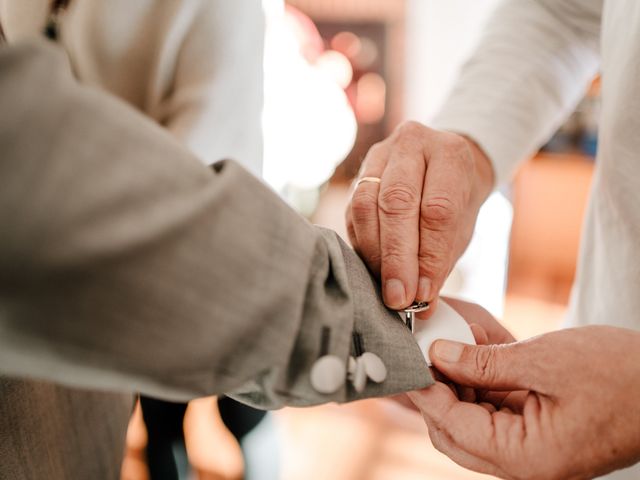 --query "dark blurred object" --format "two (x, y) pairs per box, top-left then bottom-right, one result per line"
(140, 396), (266, 480)
(140, 397), (188, 480)
(218, 396), (267, 441)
